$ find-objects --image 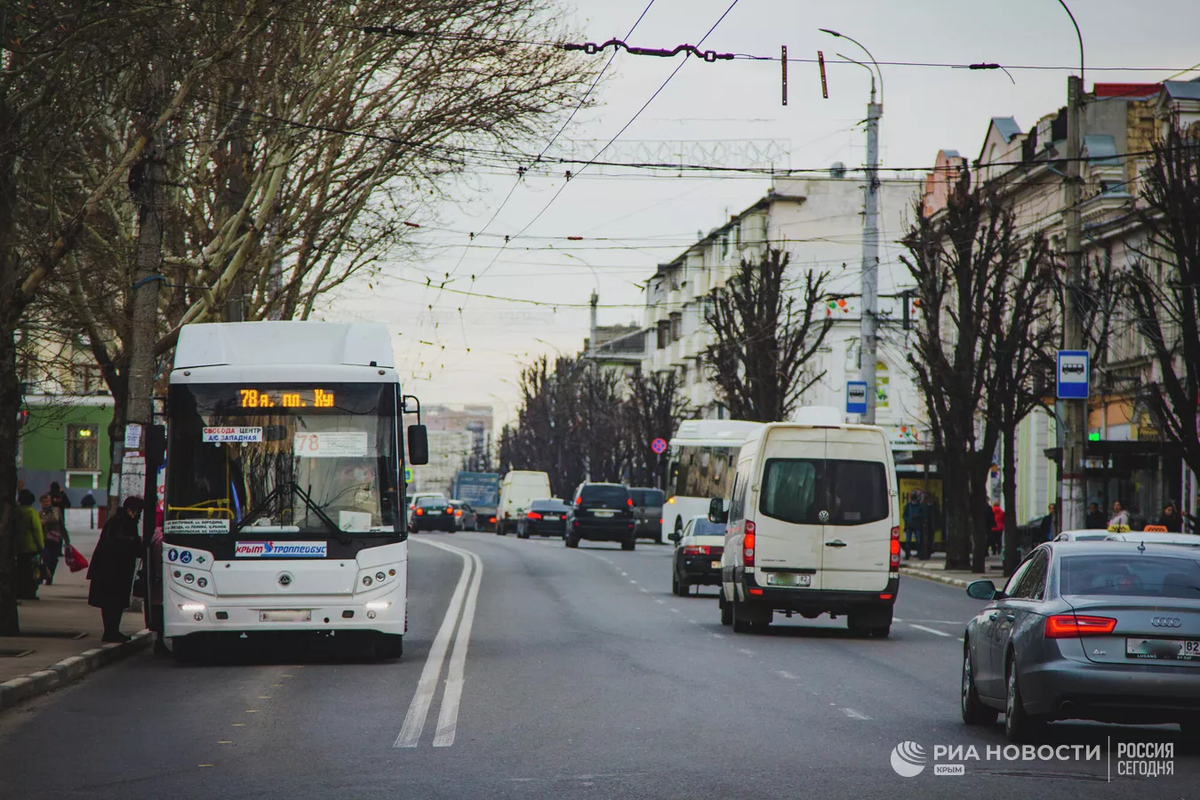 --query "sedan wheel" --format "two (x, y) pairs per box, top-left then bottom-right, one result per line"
(671, 569), (680, 596)
(961, 645), (998, 726)
(1005, 658), (1044, 743)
